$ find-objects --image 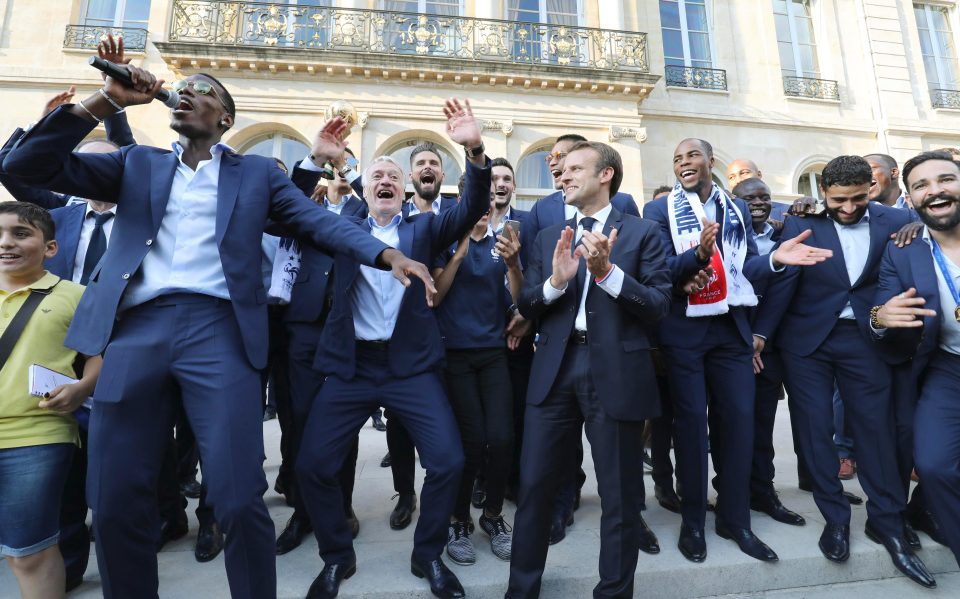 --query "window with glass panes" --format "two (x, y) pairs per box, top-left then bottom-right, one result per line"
(659, 0), (713, 68)
(241, 133), (311, 176)
(506, 0), (580, 25)
(914, 3), (960, 91)
(81, 0), (151, 28)
(773, 0), (819, 78)
(382, 0), (461, 15)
